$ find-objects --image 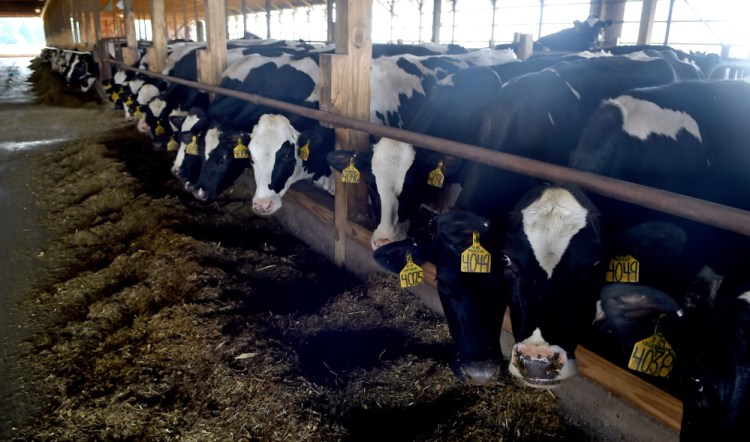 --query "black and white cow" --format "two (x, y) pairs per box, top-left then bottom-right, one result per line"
(64, 51), (100, 92)
(534, 16), (613, 53)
